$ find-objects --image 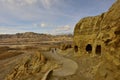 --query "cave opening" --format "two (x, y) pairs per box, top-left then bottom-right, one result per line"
(74, 46), (78, 52)
(86, 44), (92, 53)
(96, 45), (101, 55)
